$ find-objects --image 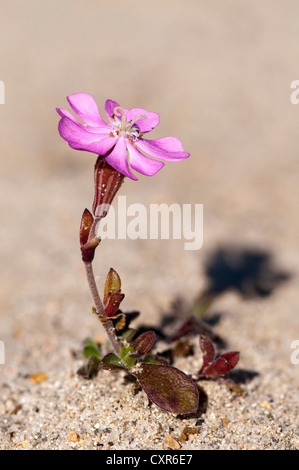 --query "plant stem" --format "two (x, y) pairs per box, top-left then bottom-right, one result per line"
(84, 260), (105, 316)
(81, 156), (125, 357)
(84, 260), (121, 355)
